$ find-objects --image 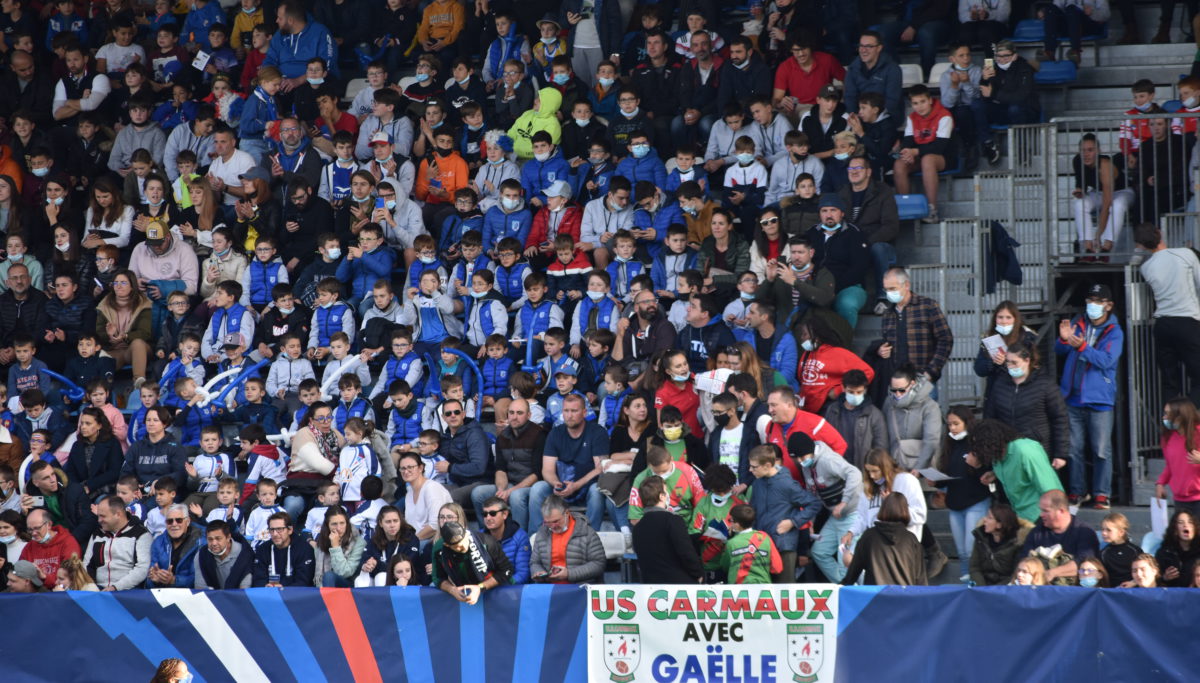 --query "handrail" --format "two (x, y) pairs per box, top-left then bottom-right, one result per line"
(1049, 112), (1200, 123)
